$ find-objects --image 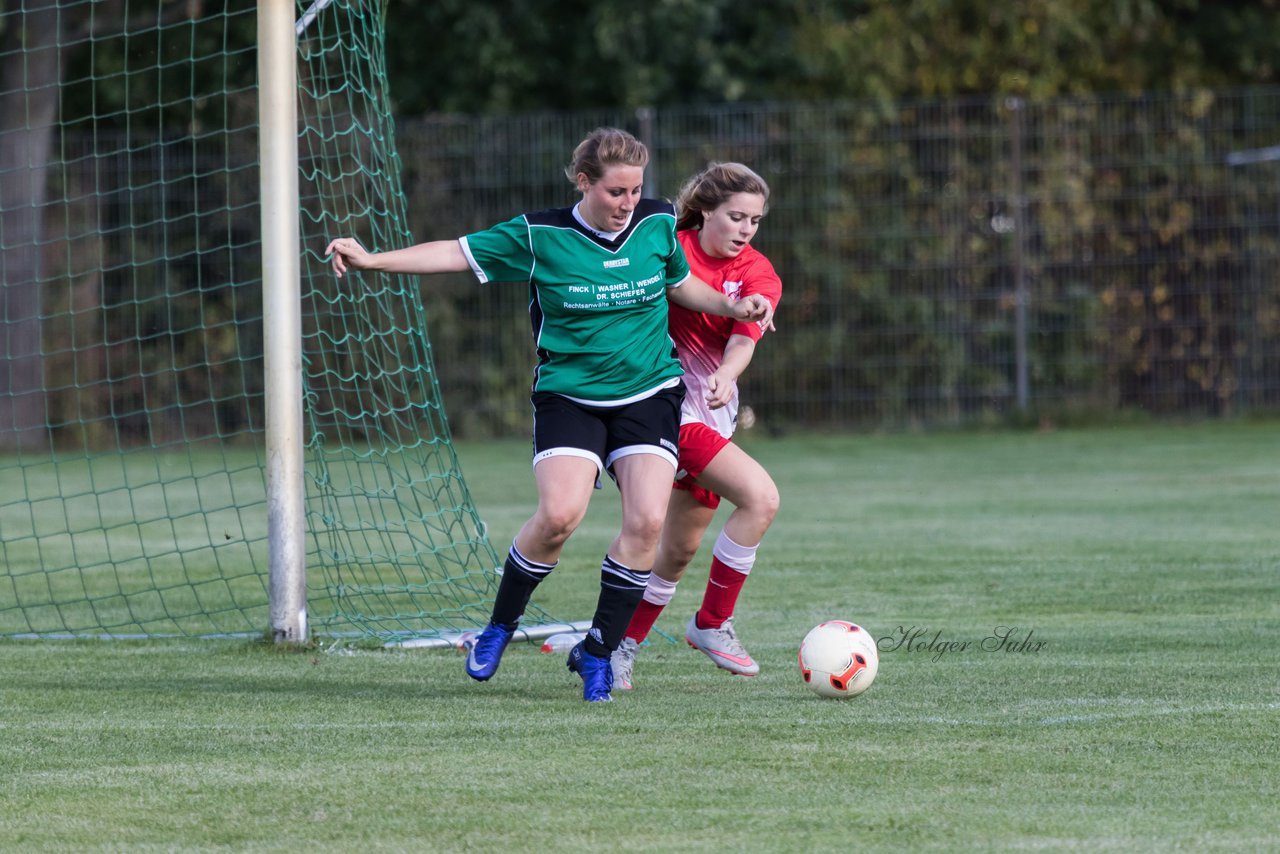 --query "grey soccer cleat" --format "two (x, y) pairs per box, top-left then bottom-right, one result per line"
(612, 636), (639, 690)
(685, 615), (759, 676)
